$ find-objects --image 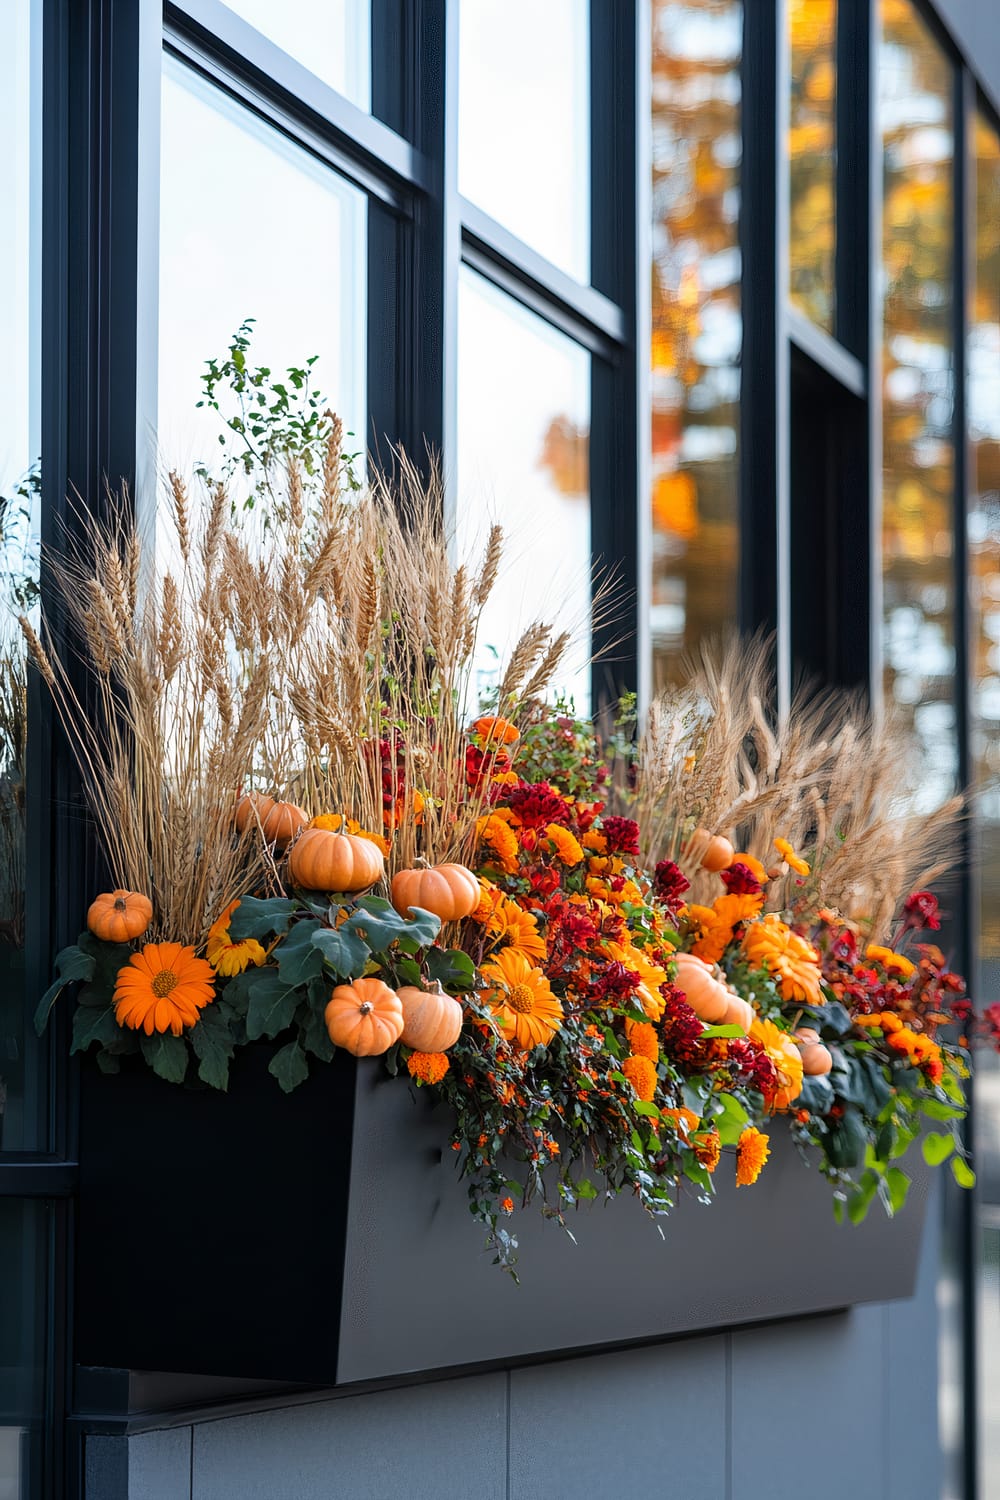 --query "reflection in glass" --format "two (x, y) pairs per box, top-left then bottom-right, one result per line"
(0, 1199), (48, 1498)
(456, 268), (591, 712)
(879, 0), (955, 812)
(458, 0), (589, 282)
(788, 0), (837, 329)
(0, 0), (42, 1151)
(970, 110), (1000, 1500)
(219, 0), (370, 110)
(158, 57), (367, 481)
(650, 0), (741, 685)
